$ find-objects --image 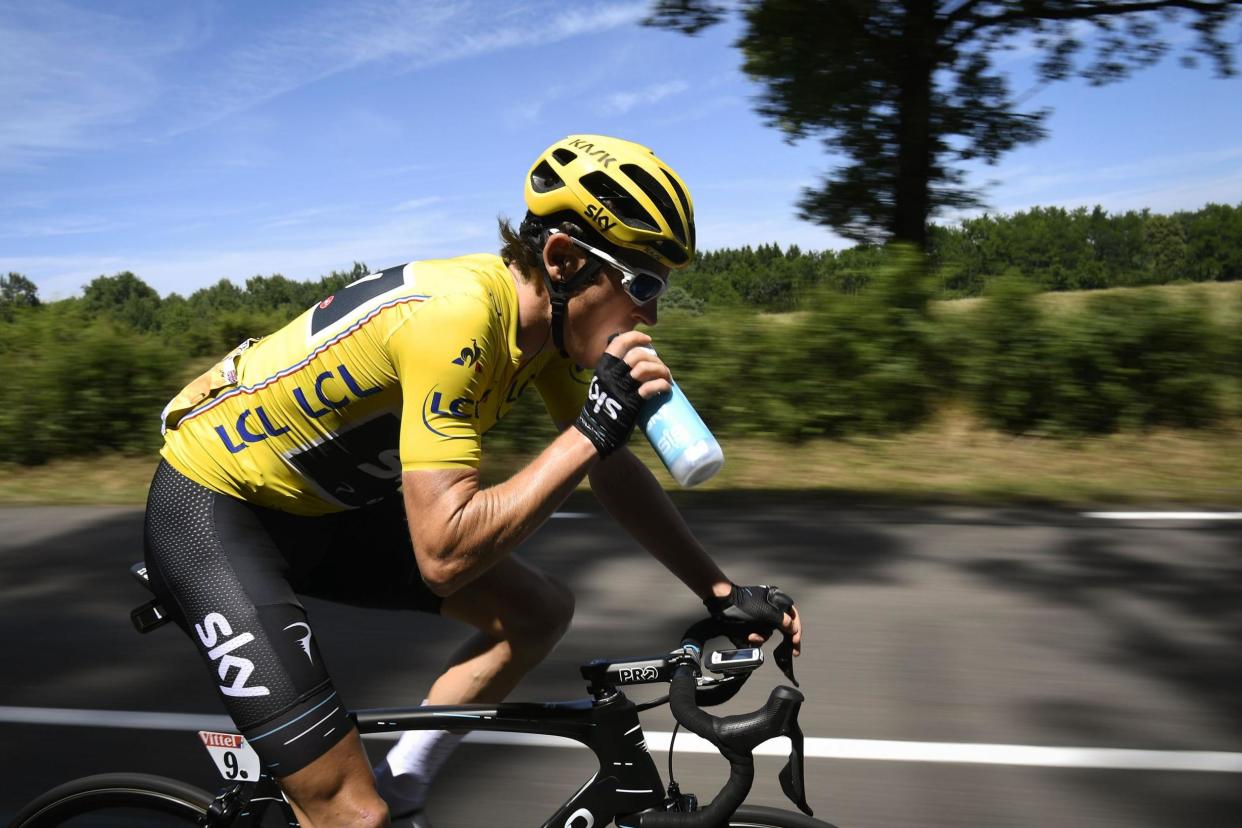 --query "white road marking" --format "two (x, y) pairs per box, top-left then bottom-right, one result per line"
(3, 705), (1240, 773)
(1084, 512), (1242, 520)
(551, 512), (591, 519)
